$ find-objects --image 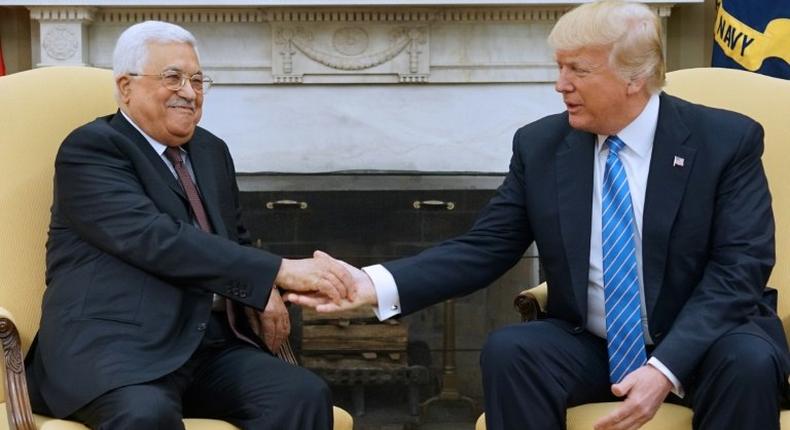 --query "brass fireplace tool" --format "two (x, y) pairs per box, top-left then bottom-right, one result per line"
(420, 298), (478, 421)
